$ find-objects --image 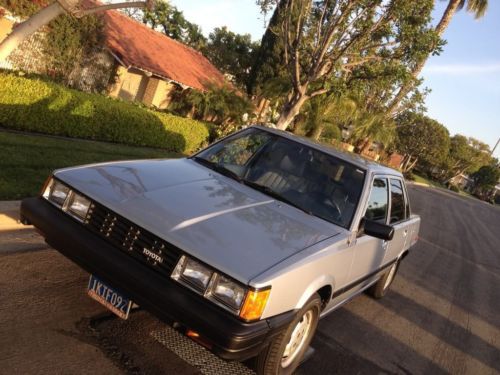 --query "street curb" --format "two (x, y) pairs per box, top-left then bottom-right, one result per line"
(0, 200), (23, 229)
(410, 182), (430, 187)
